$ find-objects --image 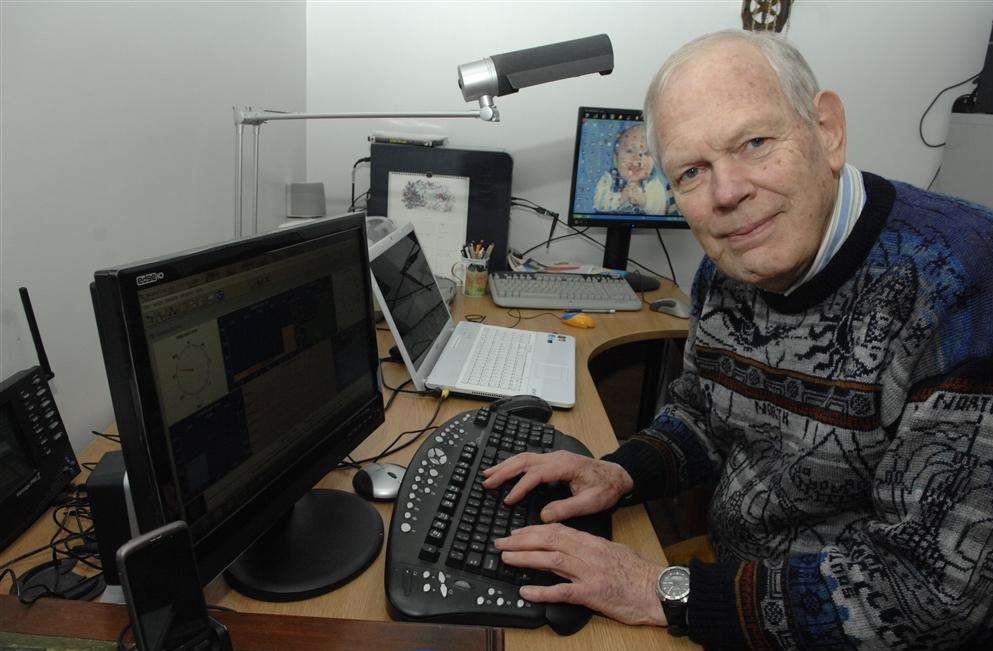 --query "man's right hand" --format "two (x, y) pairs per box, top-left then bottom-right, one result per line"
(481, 451), (635, 523)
